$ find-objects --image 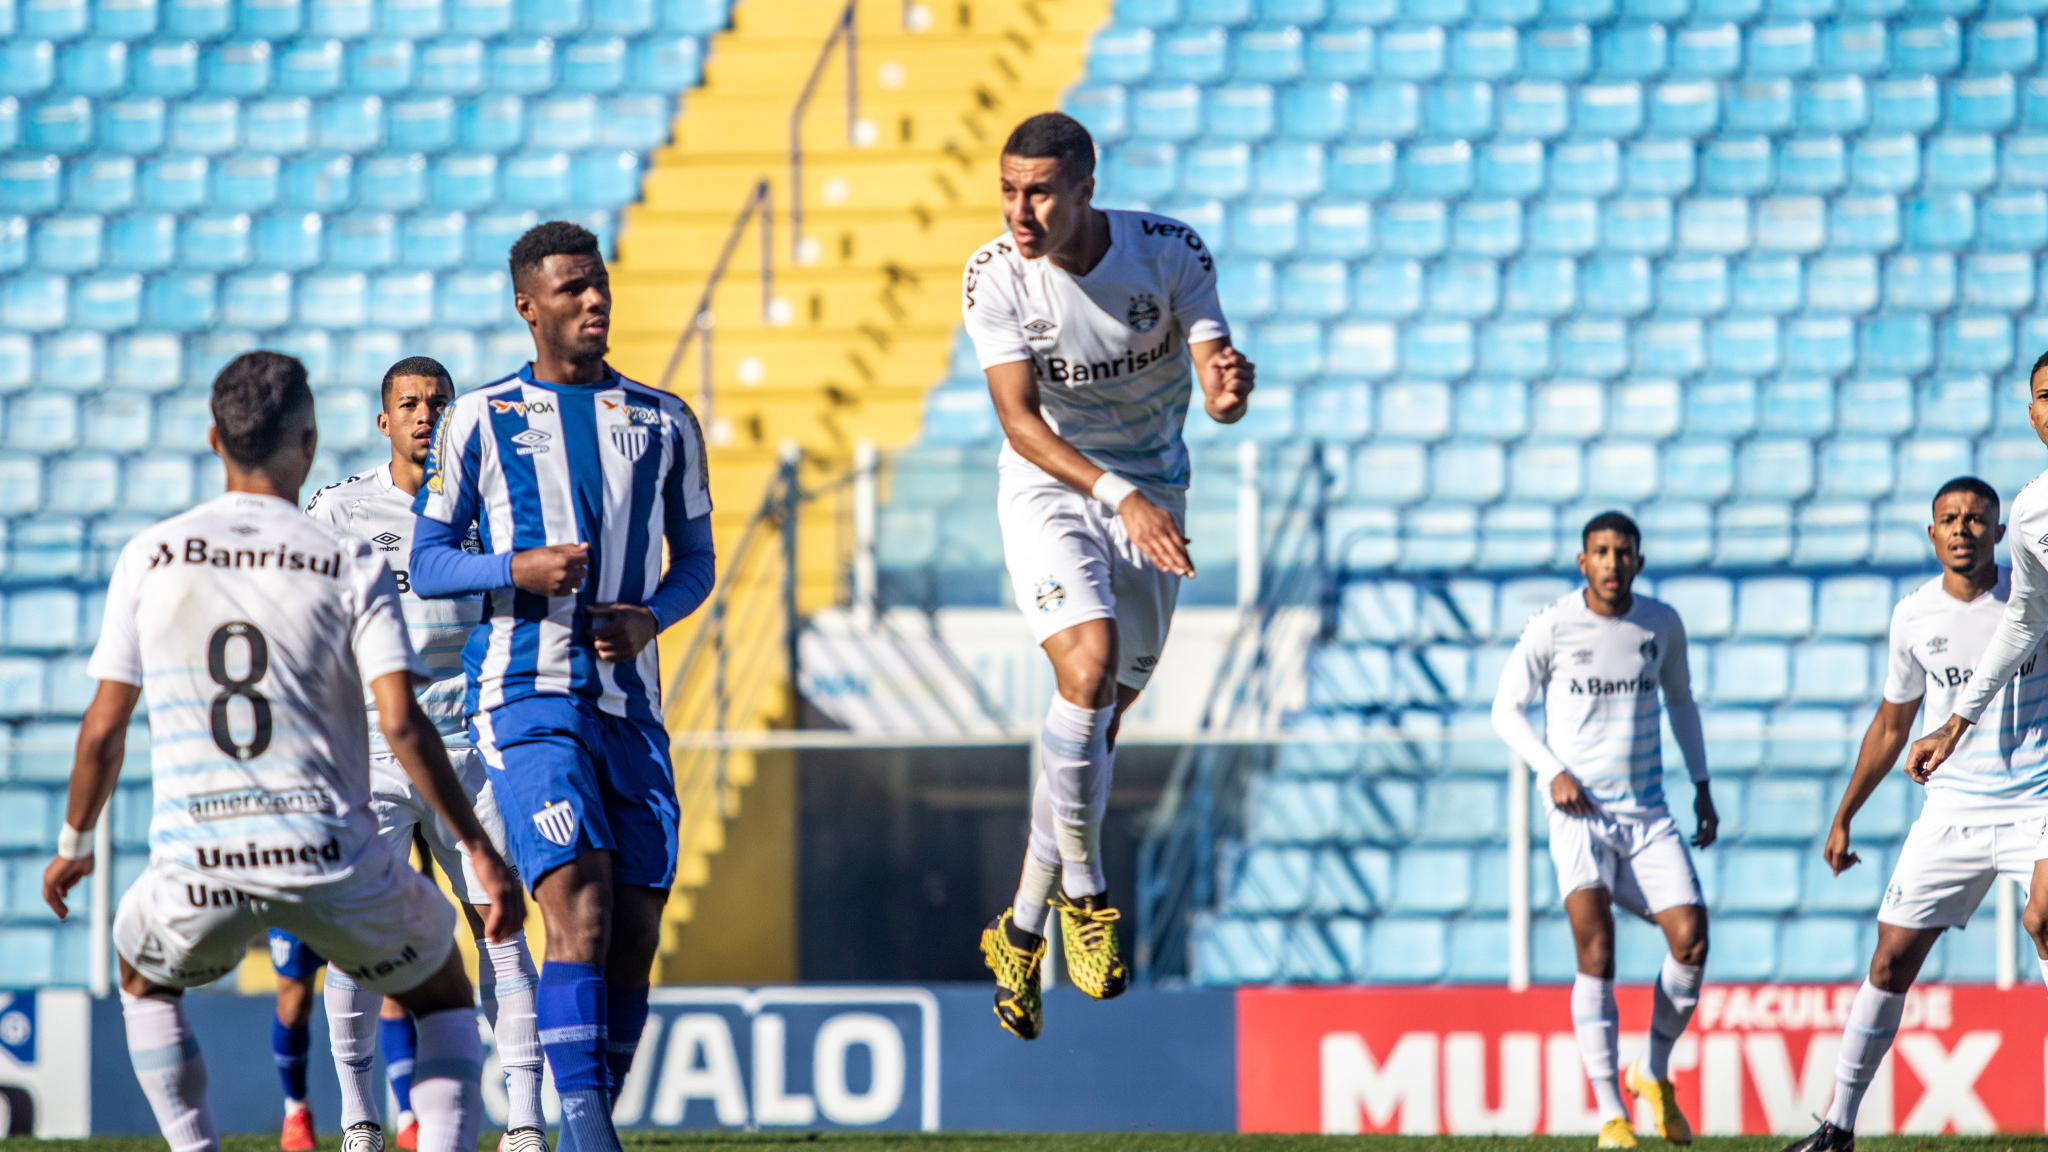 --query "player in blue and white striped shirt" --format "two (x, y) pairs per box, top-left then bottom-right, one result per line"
(410, 221), (715, 1152)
